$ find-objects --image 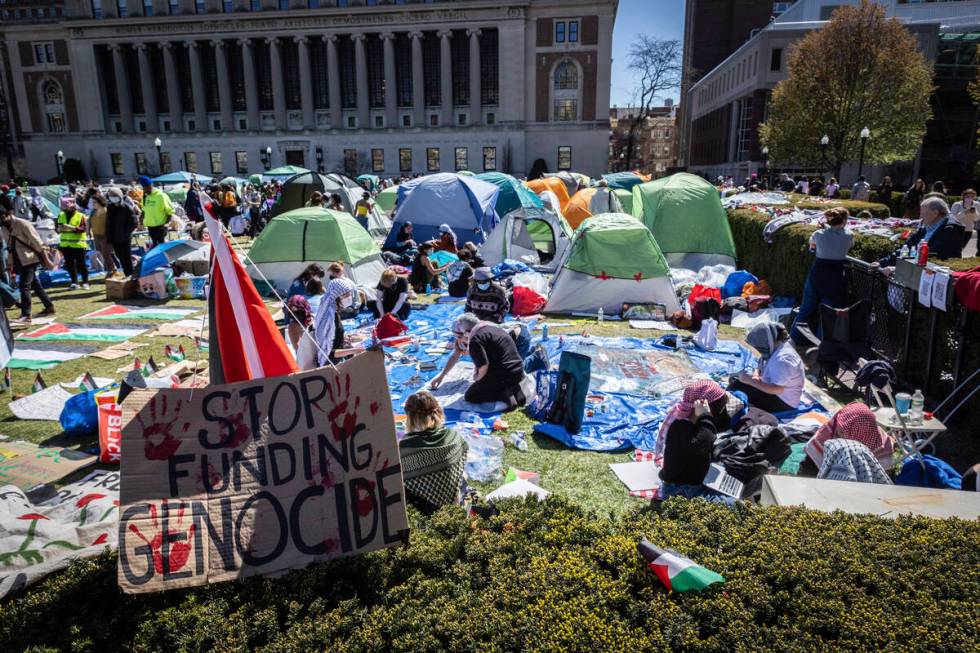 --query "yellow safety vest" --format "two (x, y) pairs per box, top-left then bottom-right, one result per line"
(57, 211), (88, 249)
